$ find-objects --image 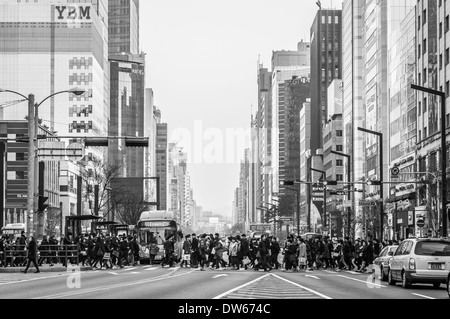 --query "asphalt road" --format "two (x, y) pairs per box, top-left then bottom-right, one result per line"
(0, 265), (448, 300)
